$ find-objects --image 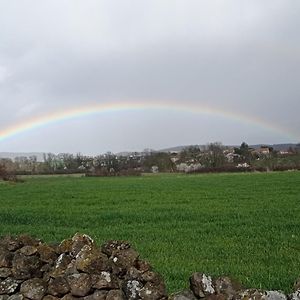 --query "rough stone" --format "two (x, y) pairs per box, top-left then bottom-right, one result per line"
(0, 295), (9, 300)
(190, 273), (215, 298)
(0, 278), (20, 294)
(60, 293), (80, 300)
(58, 240), (72, 254)
(83, 290), (108, 300)
(0, 251), (13, 268)
(294, 280), (300, 292)
(49, 254), (72, 278)
(42, 296), (59, 300)
(123, 279), (143, 300)
(20, 278), (47, 300)
(106, 290), (125, 300)
(75, 245), (108, 274)
(37, 244), (57, 264)
(71, 234), (94, 258)
(290, 290), (300, 300)
(264, 291), (287, 300)
(172, 290), (198, 300)
(136, 260), (151, 274)
(67, 273), (92, 297)
(20, 246), (38, 256)
(138, 281), (167, 300)
(101, 241), (131, 257)
(0, 237), (22, 252)
(47, 276), (70, 297)
(12, 253), (42, 280)
(17, 236), (40, 248)
(214, 276), (242, 299)
(0, 268), (12, 278)
(7, 294), (24, 300)
(91, 272), (119, 290)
